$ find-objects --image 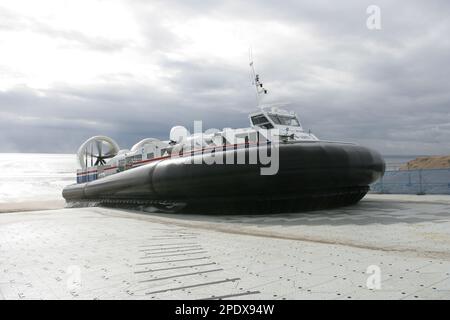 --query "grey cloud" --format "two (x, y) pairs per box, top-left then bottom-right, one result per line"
(0, 82), (249, 153)
(34, 23), (131, 52)
(0, 5), (129, 52)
